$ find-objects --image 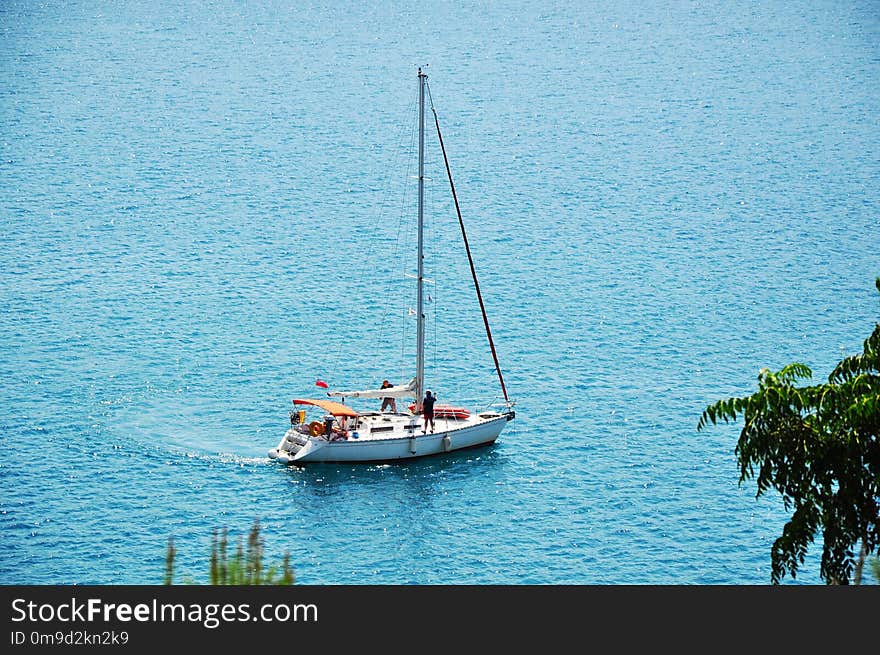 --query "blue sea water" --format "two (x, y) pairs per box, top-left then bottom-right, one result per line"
(1, 0), (878, 585)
